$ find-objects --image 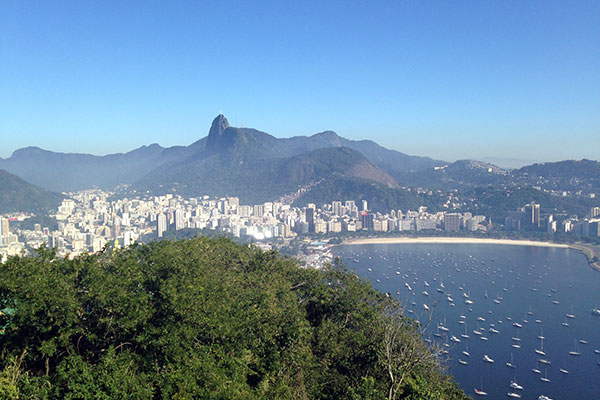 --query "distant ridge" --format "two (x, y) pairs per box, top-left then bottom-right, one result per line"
(0, 115), (441, 199)
(0, 116), (597, 207)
